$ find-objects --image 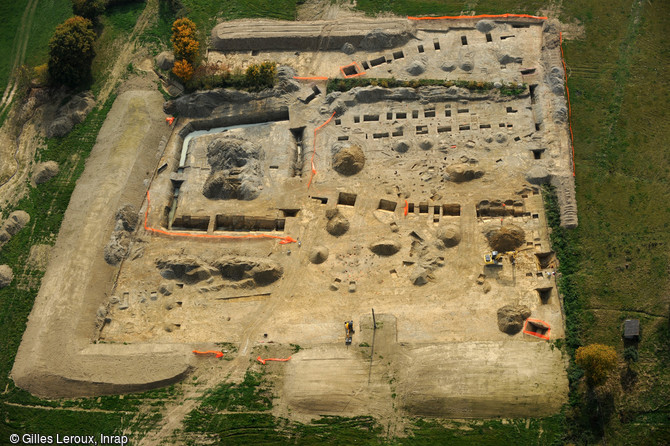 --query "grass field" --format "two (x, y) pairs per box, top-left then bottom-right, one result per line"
(1, 0), (669, 444)
(23, 0), (72, 68)
(558, 0), (670, 442)
(0, 0), (31, 95)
